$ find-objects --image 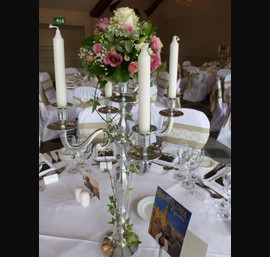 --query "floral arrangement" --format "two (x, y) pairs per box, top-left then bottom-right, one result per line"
(78, 7), (164, 87)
